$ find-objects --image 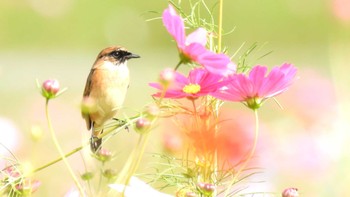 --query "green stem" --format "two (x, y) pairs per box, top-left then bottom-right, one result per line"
(224, 109), (259, 196)
(30, 118), (131, 175)
(98, 118), (136, 139)
(30, 146), (83, 174)
(217, 0), (224, 53)
(126, 133), (151, 185)
(98, 163), (104, 193)
(45, 99), (85, 196)
(174, 60), (183, 71)
(113, 132), (151, 196)
(191, 99), (199, 127)
(211, 0), (225, 191)
(80, 151), (93, 197)
(212, 99), (221, 196)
